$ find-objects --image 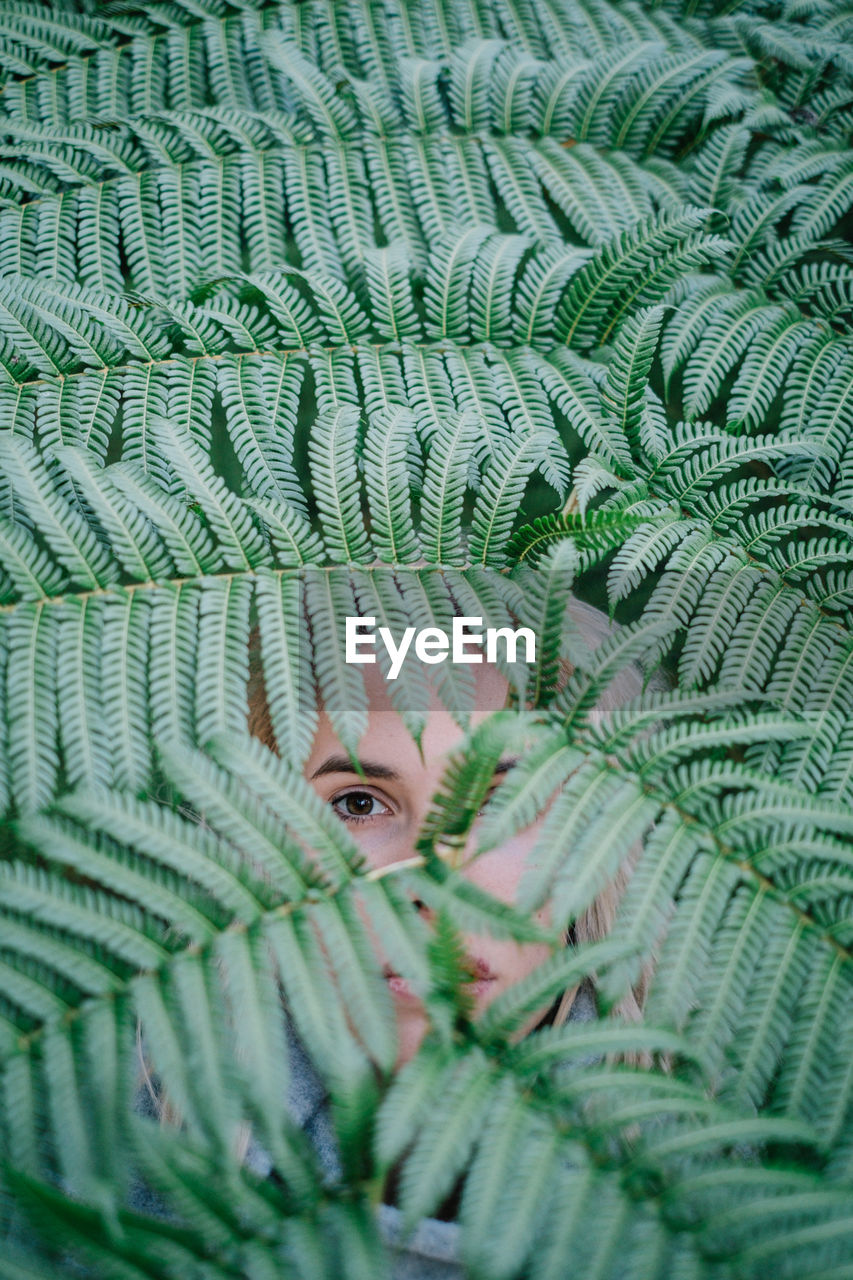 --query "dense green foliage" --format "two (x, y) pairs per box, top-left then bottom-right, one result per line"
(0, 0), (853, 1276)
